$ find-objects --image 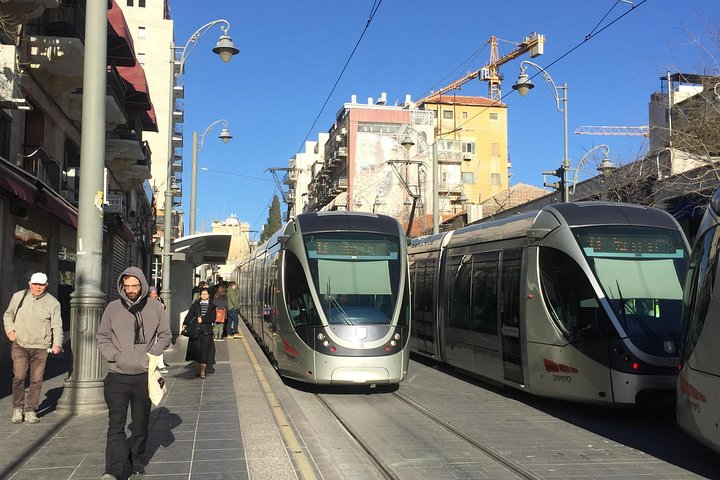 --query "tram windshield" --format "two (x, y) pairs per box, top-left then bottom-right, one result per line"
(574, 225), (687, 340)
(304, 232), (401, 325)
